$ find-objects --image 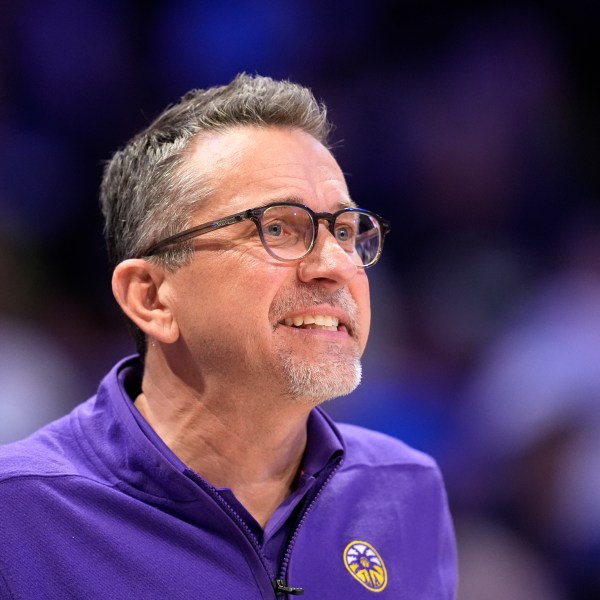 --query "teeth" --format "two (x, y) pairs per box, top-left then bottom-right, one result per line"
(283, 315), (340, 329)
